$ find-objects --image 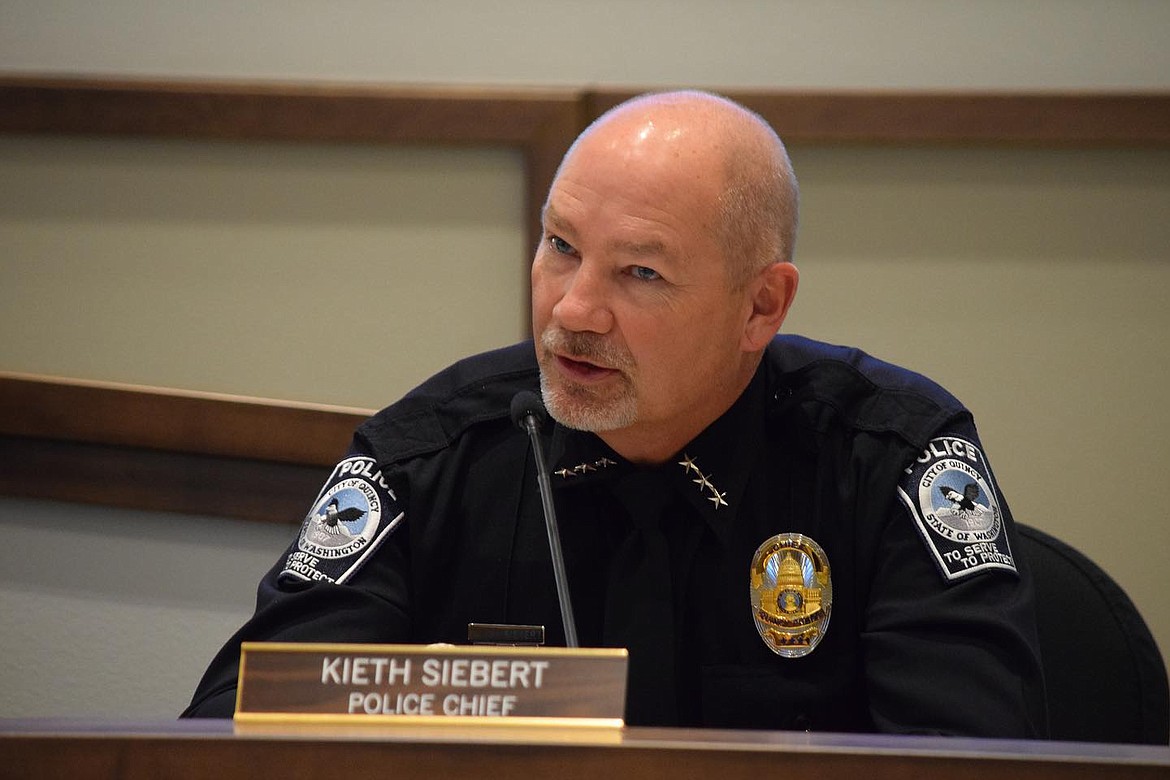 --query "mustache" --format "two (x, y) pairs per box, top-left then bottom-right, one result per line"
(540, 328), (635, 372)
